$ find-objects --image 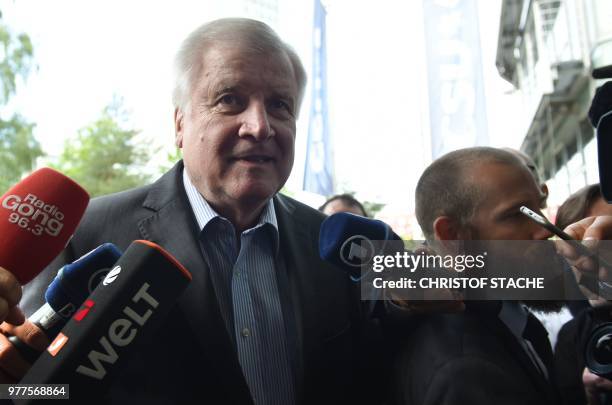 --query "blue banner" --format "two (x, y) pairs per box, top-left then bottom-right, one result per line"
(303, 0), (333, 196)
(423, 0), (489, 159)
